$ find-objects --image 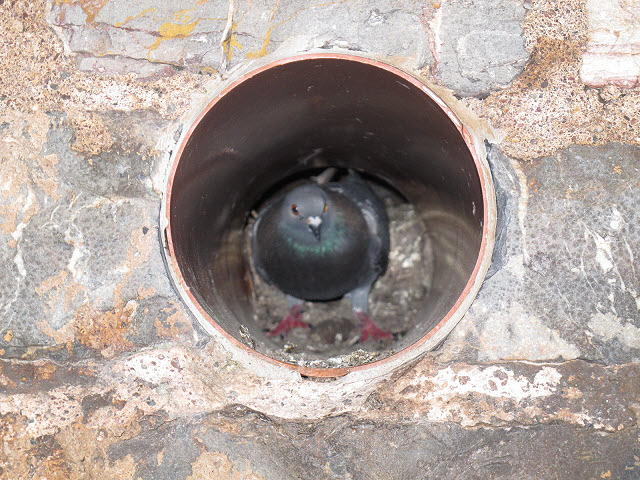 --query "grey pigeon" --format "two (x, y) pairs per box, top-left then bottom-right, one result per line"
(252, 170), (392, 342)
